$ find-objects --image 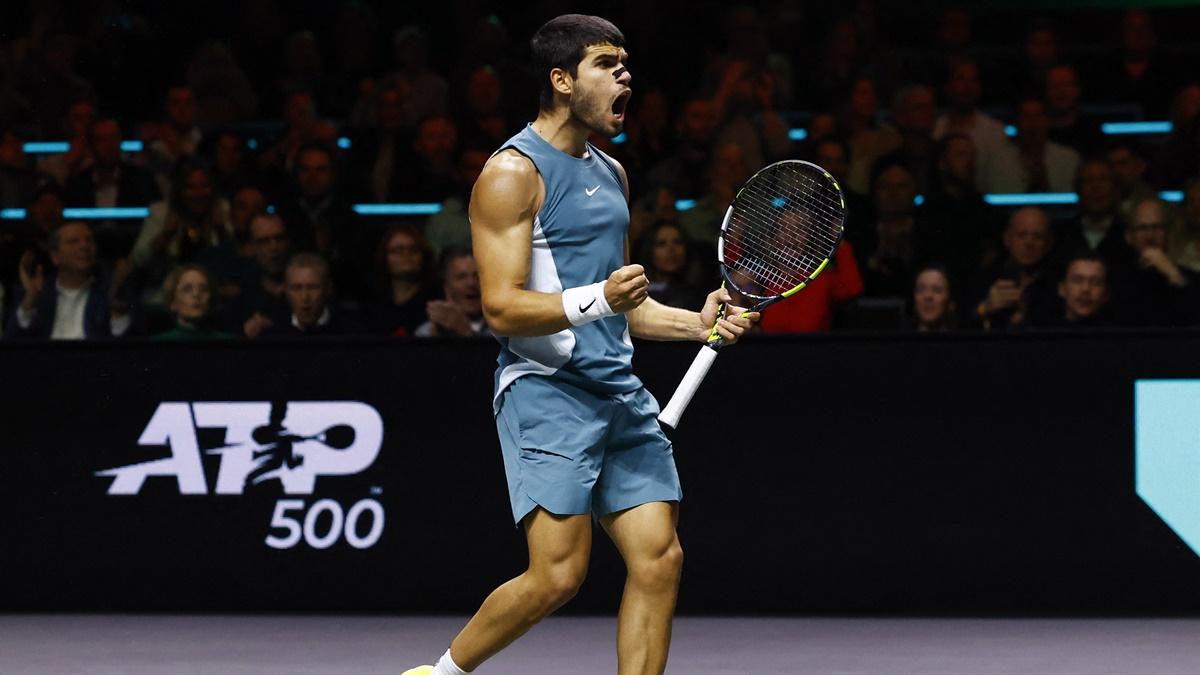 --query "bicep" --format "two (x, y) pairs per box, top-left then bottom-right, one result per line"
(469, 158), (538, 302)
